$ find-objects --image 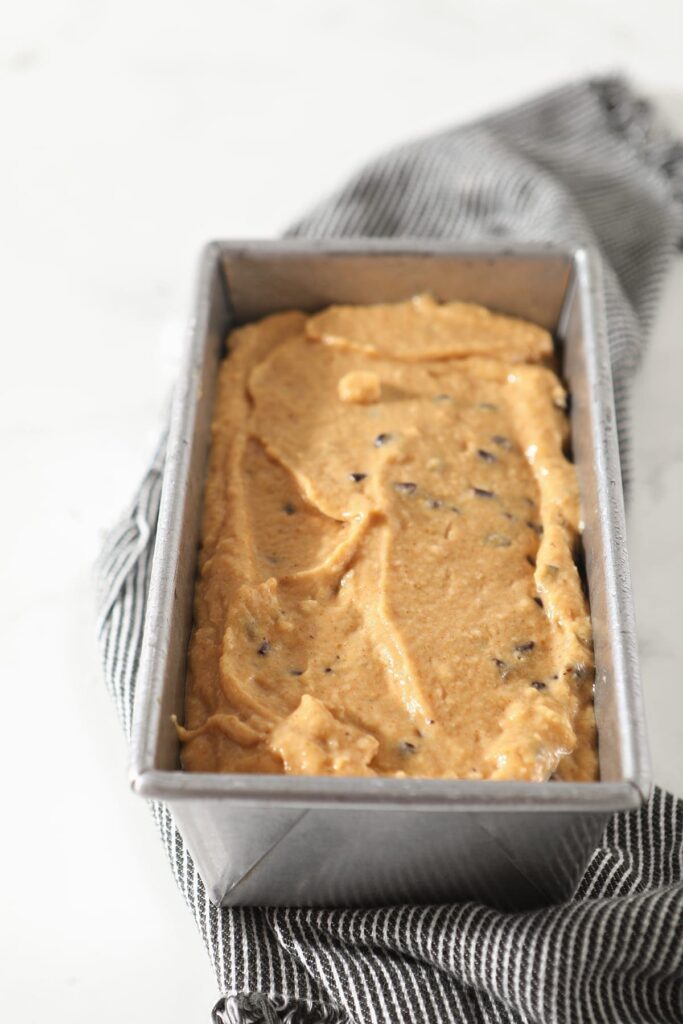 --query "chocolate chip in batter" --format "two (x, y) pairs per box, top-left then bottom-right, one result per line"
(289, 668), (304, 677)
(472, 487), (495, 499)
(526, 520), (544, 536)
(324, 666), (333, 674)
(374, 433), (393, 447)
(349, 472), (368, 483)
(530, 680), (547, 691)
(399, 741), (417, 755)
(426, 498), (442, 509)
(526, 555), (536, 568)
(394, 481), (417, 494)
(282, 502), (296, 516)
(493, 658), (510, 679)
(533, 596), (544, 608)
(477, 449), (497, 463)
(257, 641), (271, 657)
(514, 641), (535, 656)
